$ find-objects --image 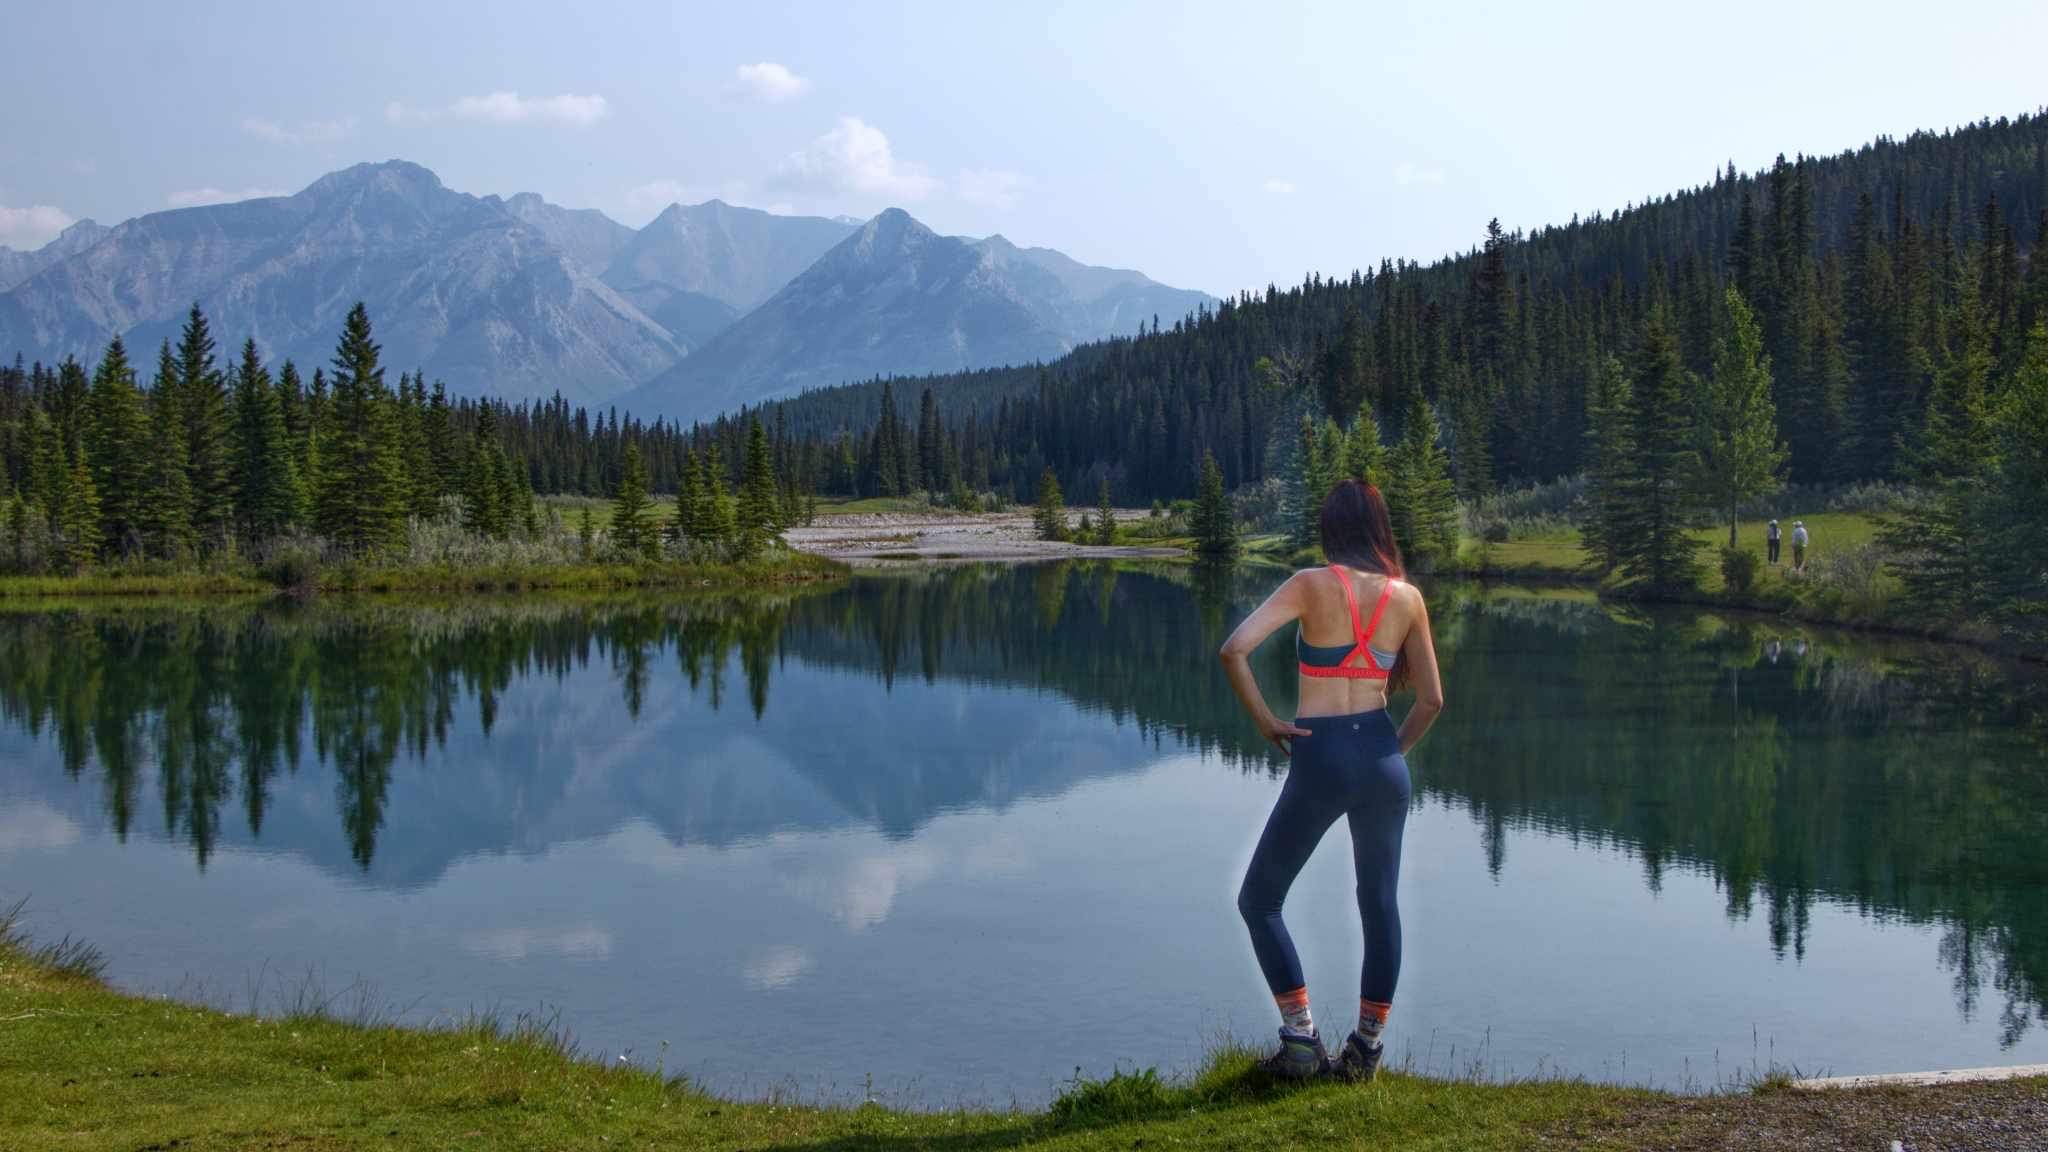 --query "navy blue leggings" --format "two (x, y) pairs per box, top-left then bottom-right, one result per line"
(1237, 709), (1411, 1005)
